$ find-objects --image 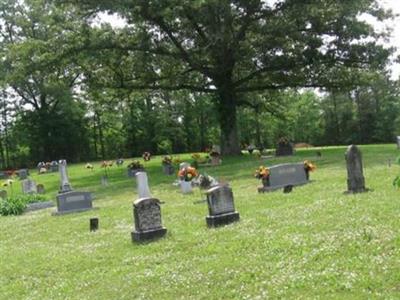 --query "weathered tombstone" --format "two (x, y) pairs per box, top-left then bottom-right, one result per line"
(53, 191), (93, 215)
(131, 198), (167, 242)
(18, 169), (28, 180)
(205, 185), (240, 227)
(21, 179), (37, 194)
(101, 176), (109, 187)
(58, 160), (72, 193)
(162, 164), (174, 175)
(275, 138), (293, 156)
(37, 184), (45, 194)
(345, 145), (368, 193)
(136, 172), (151, 198)
(258, 163), (309, 193)
(90, 218), (99, 231)
(0, 189), (7, 199)
(50, 161), (59, 172)
(397, 136), (400, 149)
